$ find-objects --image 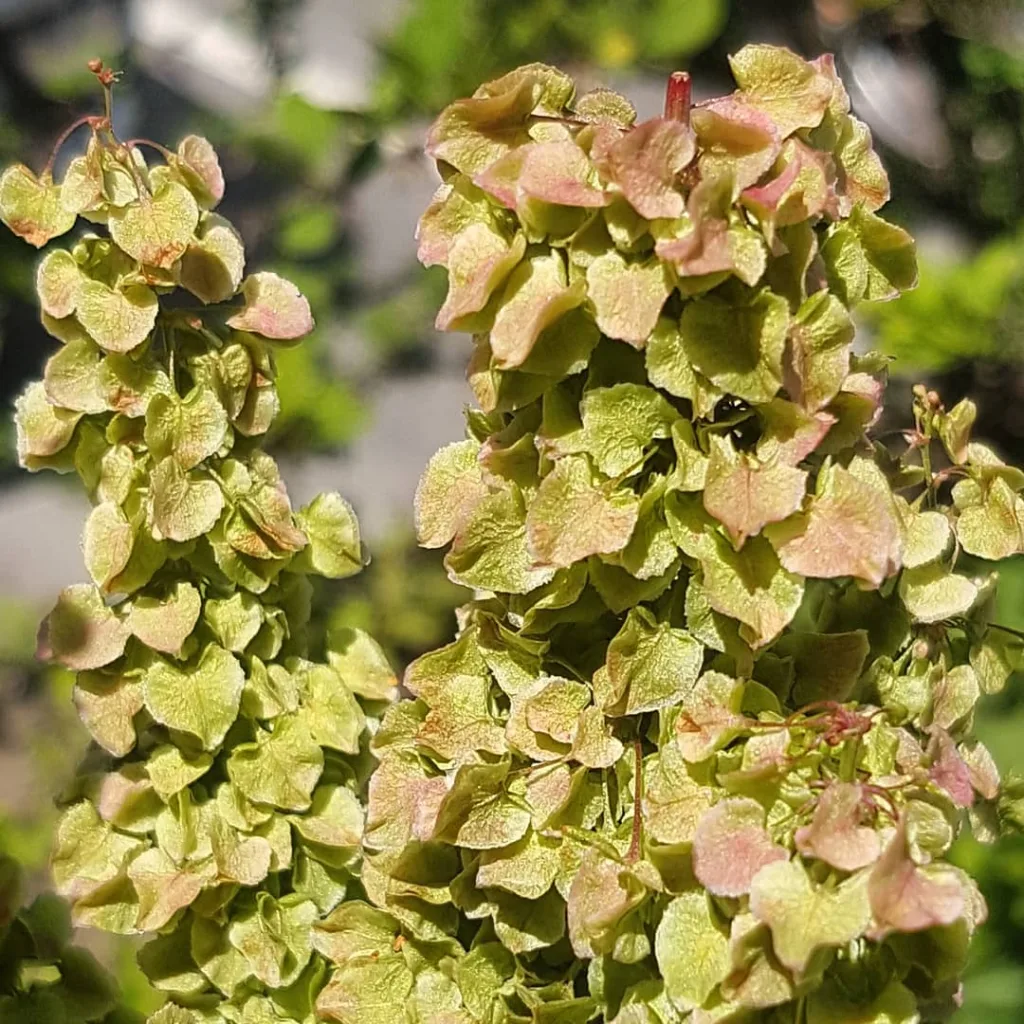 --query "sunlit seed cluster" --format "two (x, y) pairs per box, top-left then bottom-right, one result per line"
(354, 46), (1023, 1024)
(2, 69), (399, 1024)
(5, 46), (1024, 1024)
